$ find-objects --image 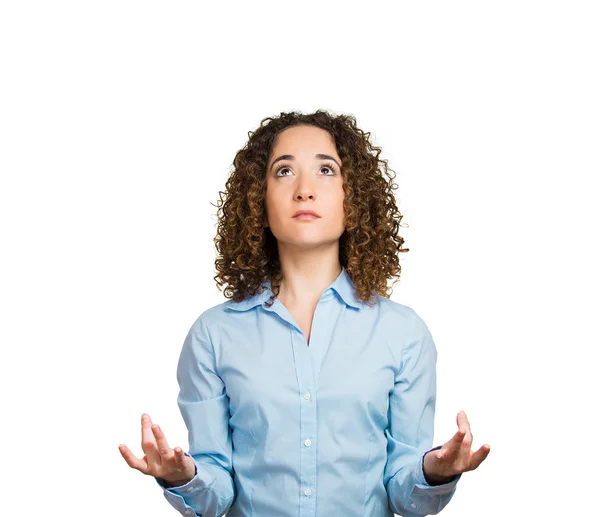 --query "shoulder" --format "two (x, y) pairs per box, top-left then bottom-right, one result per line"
(375, 295), (424, 329)
(374, 295), (434, 353)
(187, 299), (244, 334)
